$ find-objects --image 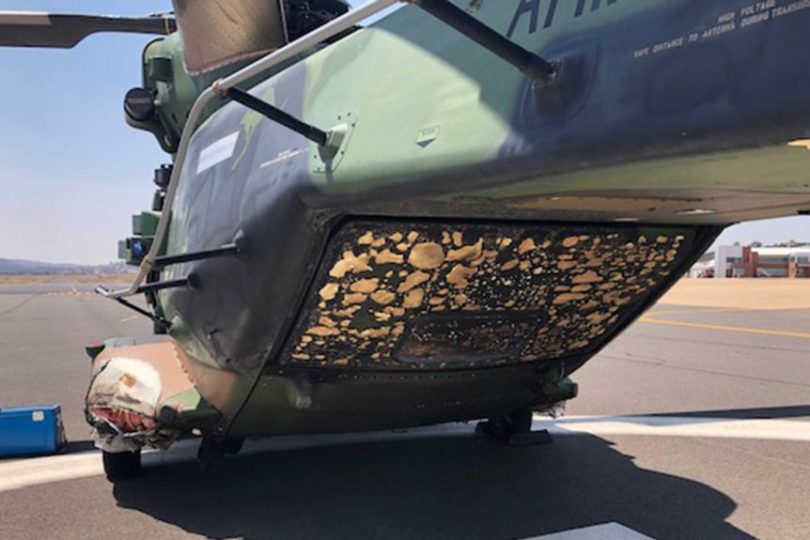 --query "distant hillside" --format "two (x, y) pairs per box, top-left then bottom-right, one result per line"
(0, 258), (132, 275)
